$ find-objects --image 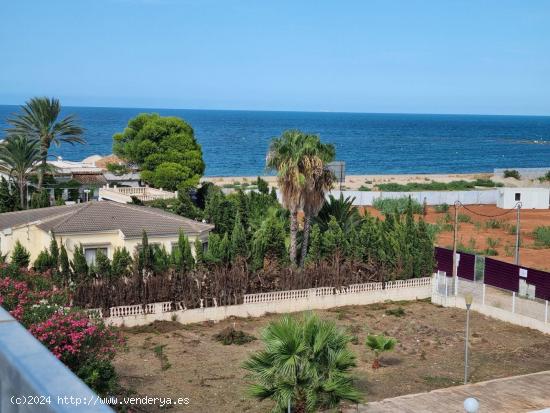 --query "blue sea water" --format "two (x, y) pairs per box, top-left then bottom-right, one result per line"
(0, 105), (549, 176)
